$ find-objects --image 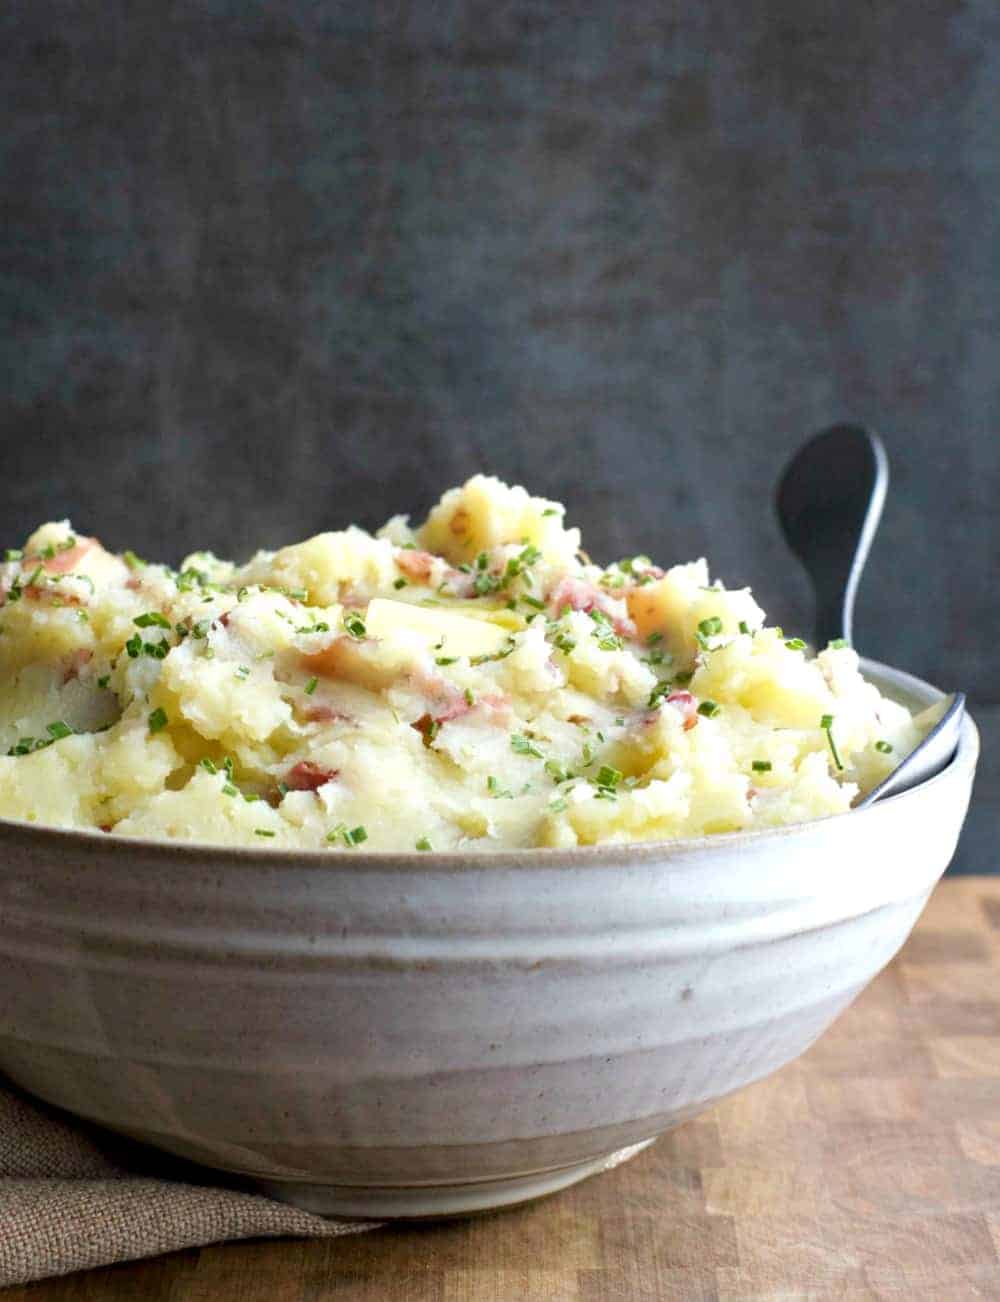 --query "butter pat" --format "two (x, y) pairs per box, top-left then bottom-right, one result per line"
(365, 599), (509, 657)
